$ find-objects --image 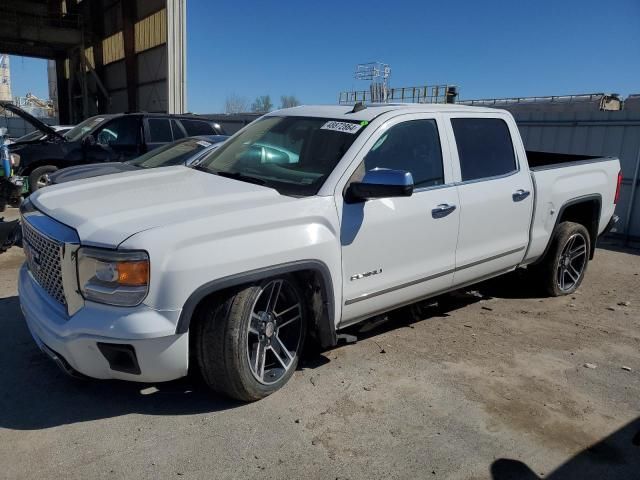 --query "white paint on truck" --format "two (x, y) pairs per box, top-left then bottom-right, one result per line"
(18, 104), (621, 398)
